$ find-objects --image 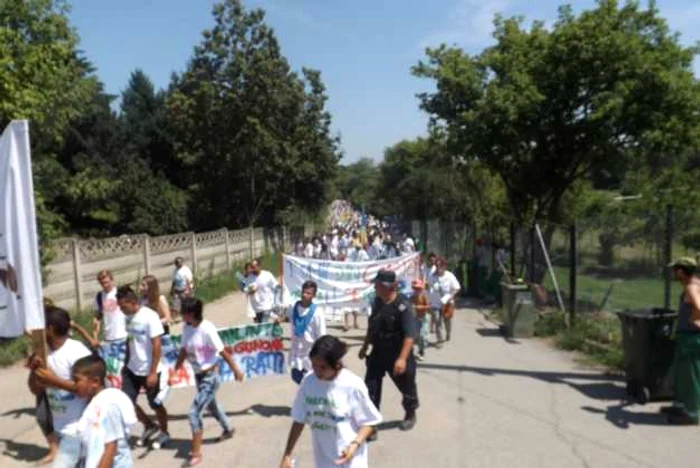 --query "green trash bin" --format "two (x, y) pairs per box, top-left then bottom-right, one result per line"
(616, 308), (678, 404)
(500, 282), (536, 338)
